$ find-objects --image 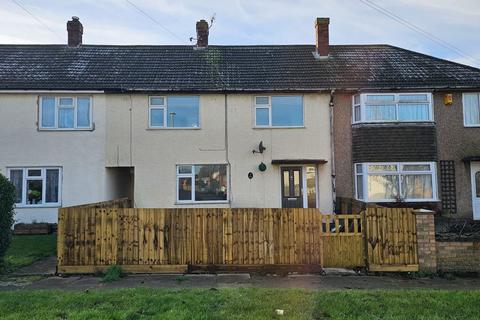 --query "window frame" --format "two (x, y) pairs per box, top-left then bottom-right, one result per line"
(354, 162), (438, 203)
(176, 164), (229, 204)
(254, 95), (305, 128)
(148, 96), (201, 129)
(39, 96), (93, 130)
(352, 93), (433, 124)
(462, 92), (480, 127)
(7, 167), (62, 208)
